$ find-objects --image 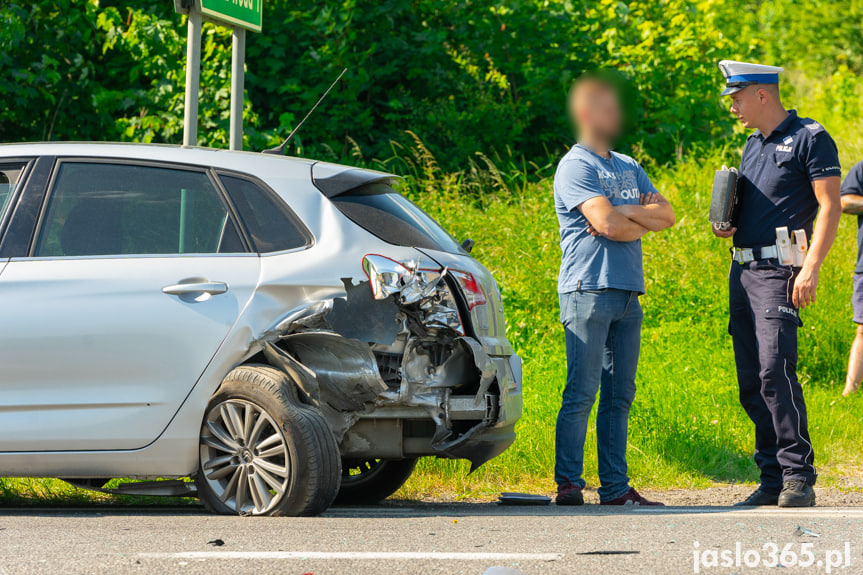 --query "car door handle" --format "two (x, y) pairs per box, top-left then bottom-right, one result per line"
(162, 281), (228, 296)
